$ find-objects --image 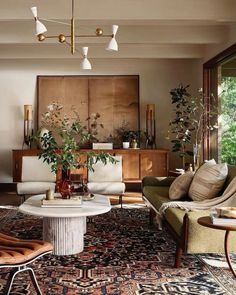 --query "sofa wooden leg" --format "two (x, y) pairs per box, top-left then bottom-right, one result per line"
(174, 246), (183, 268)
(149, 208), (156, 225)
